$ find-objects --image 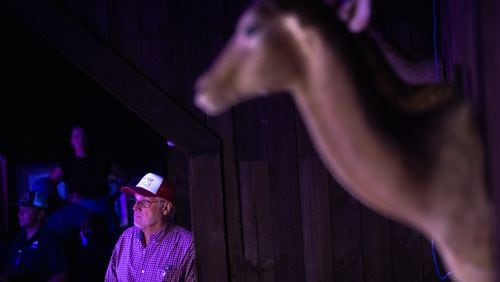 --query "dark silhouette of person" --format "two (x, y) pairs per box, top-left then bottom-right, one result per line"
(0, 190), (69, 282)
